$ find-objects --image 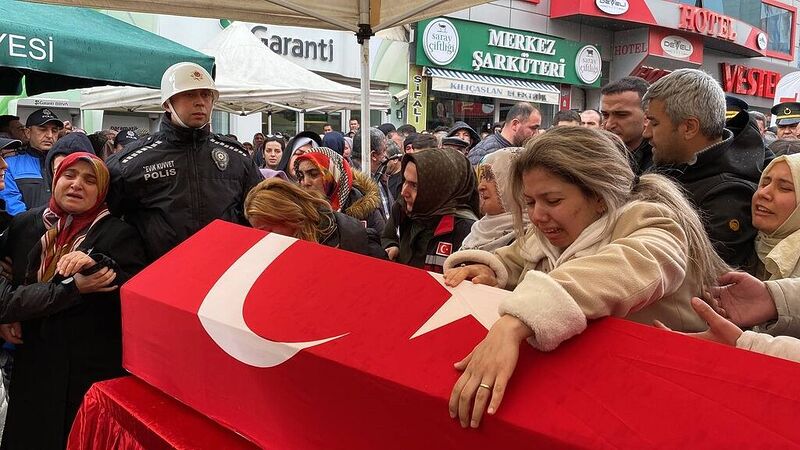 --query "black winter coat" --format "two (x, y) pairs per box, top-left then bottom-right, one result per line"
(321, 212), (387, 260)
(105, 116), (263, 262)
(0, 208), (148, 450)
(653, 113), (767, 271)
